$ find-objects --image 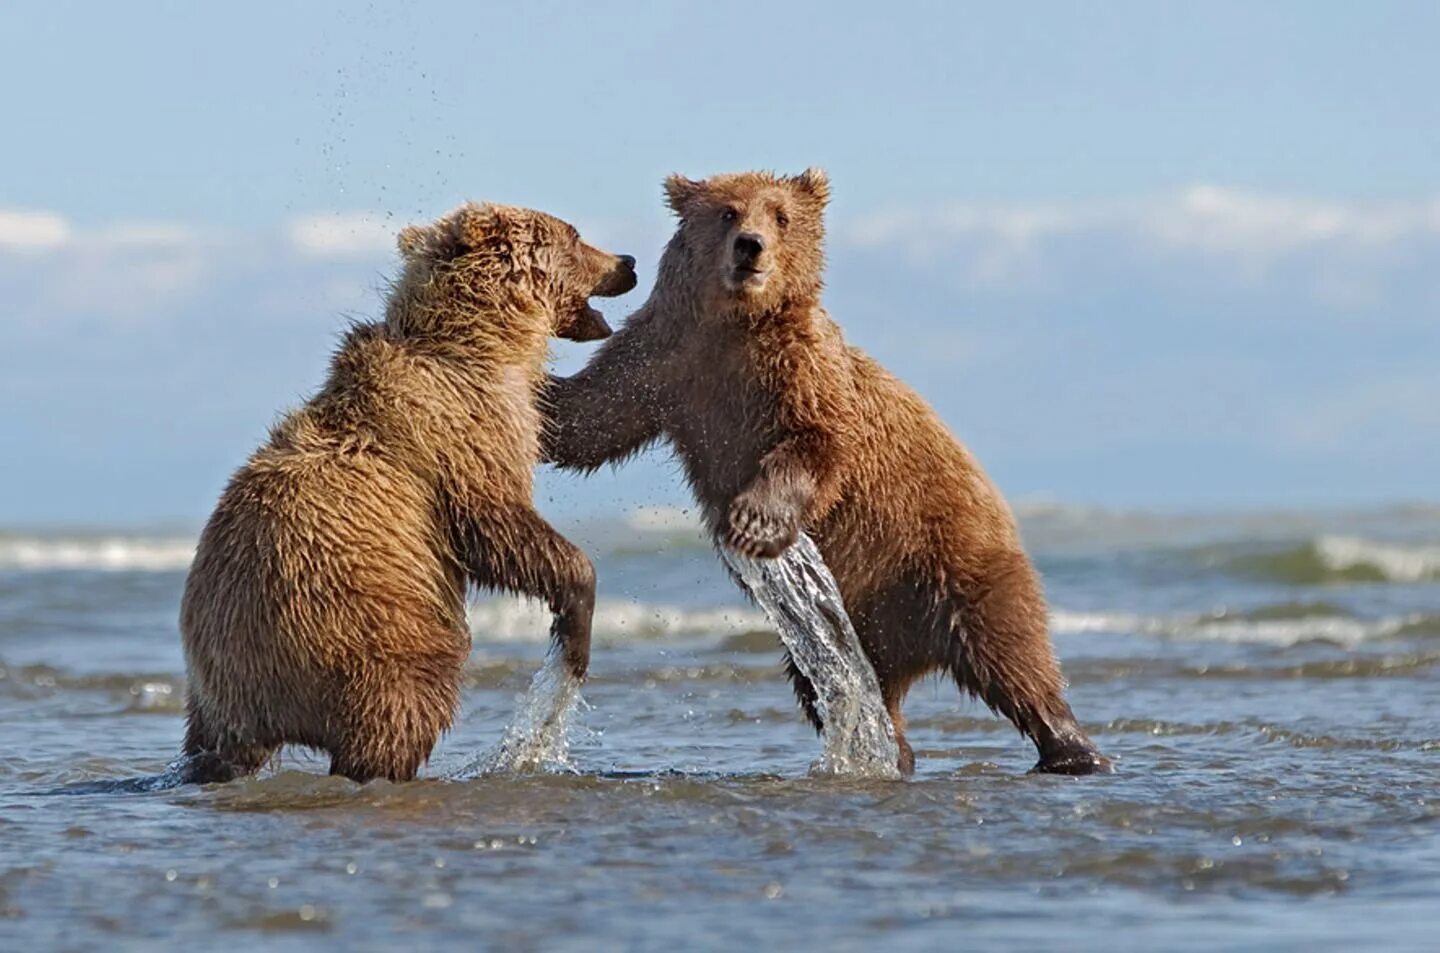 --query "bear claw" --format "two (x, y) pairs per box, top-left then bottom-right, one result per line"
(725, 497), (798, 559)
